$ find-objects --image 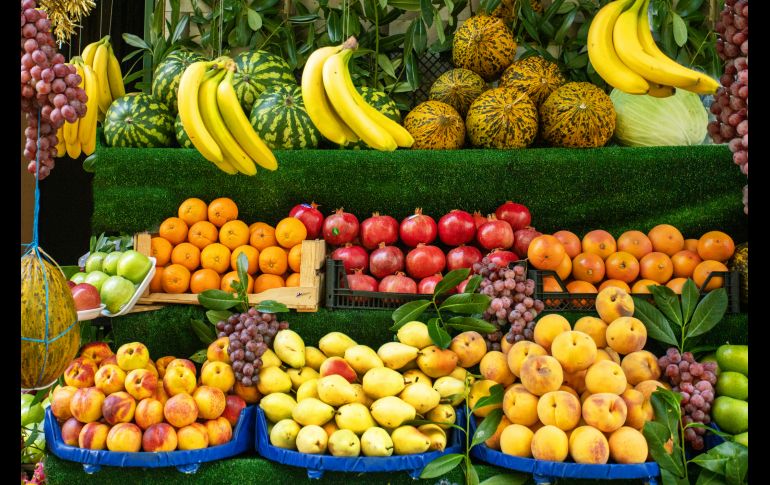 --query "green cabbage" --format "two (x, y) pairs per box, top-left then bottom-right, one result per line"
(609, 88), (709, 146)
